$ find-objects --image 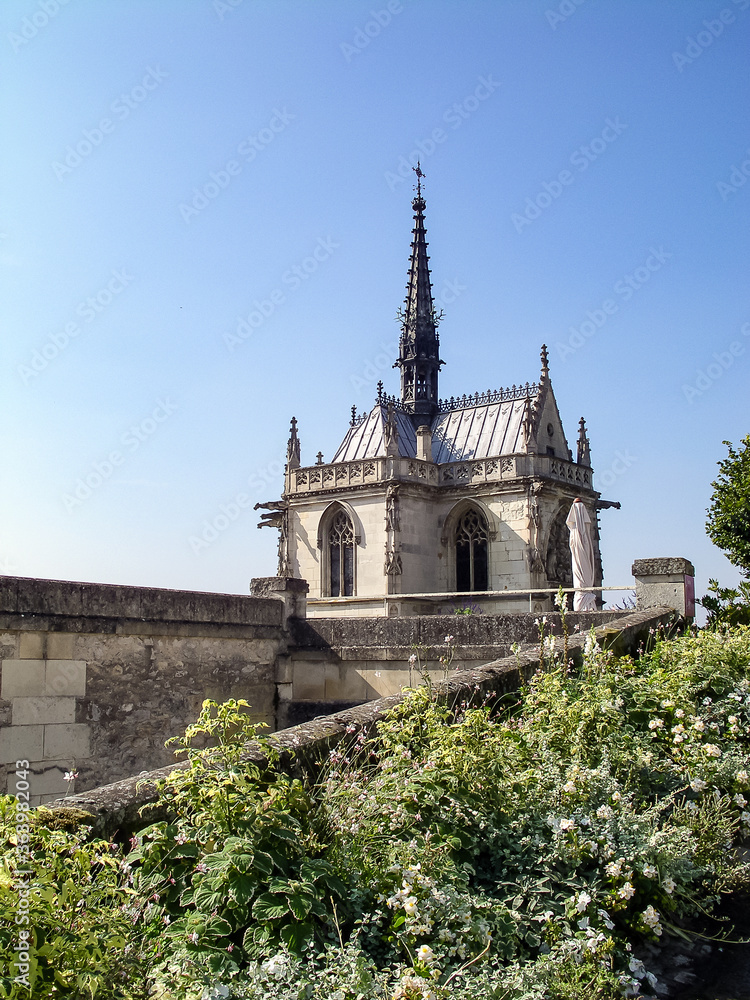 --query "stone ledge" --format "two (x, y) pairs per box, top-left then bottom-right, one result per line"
(48, 607), (678, 838)
(0, 576), (284, 629)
